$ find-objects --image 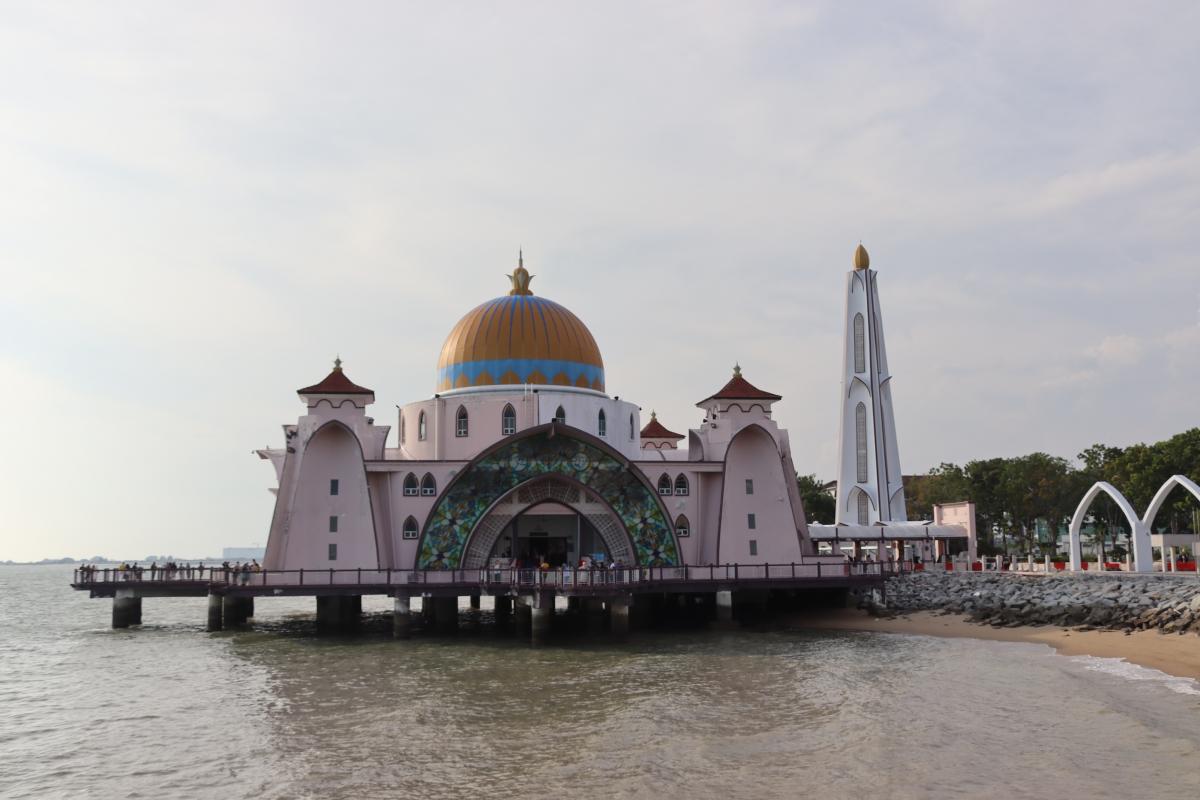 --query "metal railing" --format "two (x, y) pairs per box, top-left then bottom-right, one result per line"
(73, 561), (908, 590)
